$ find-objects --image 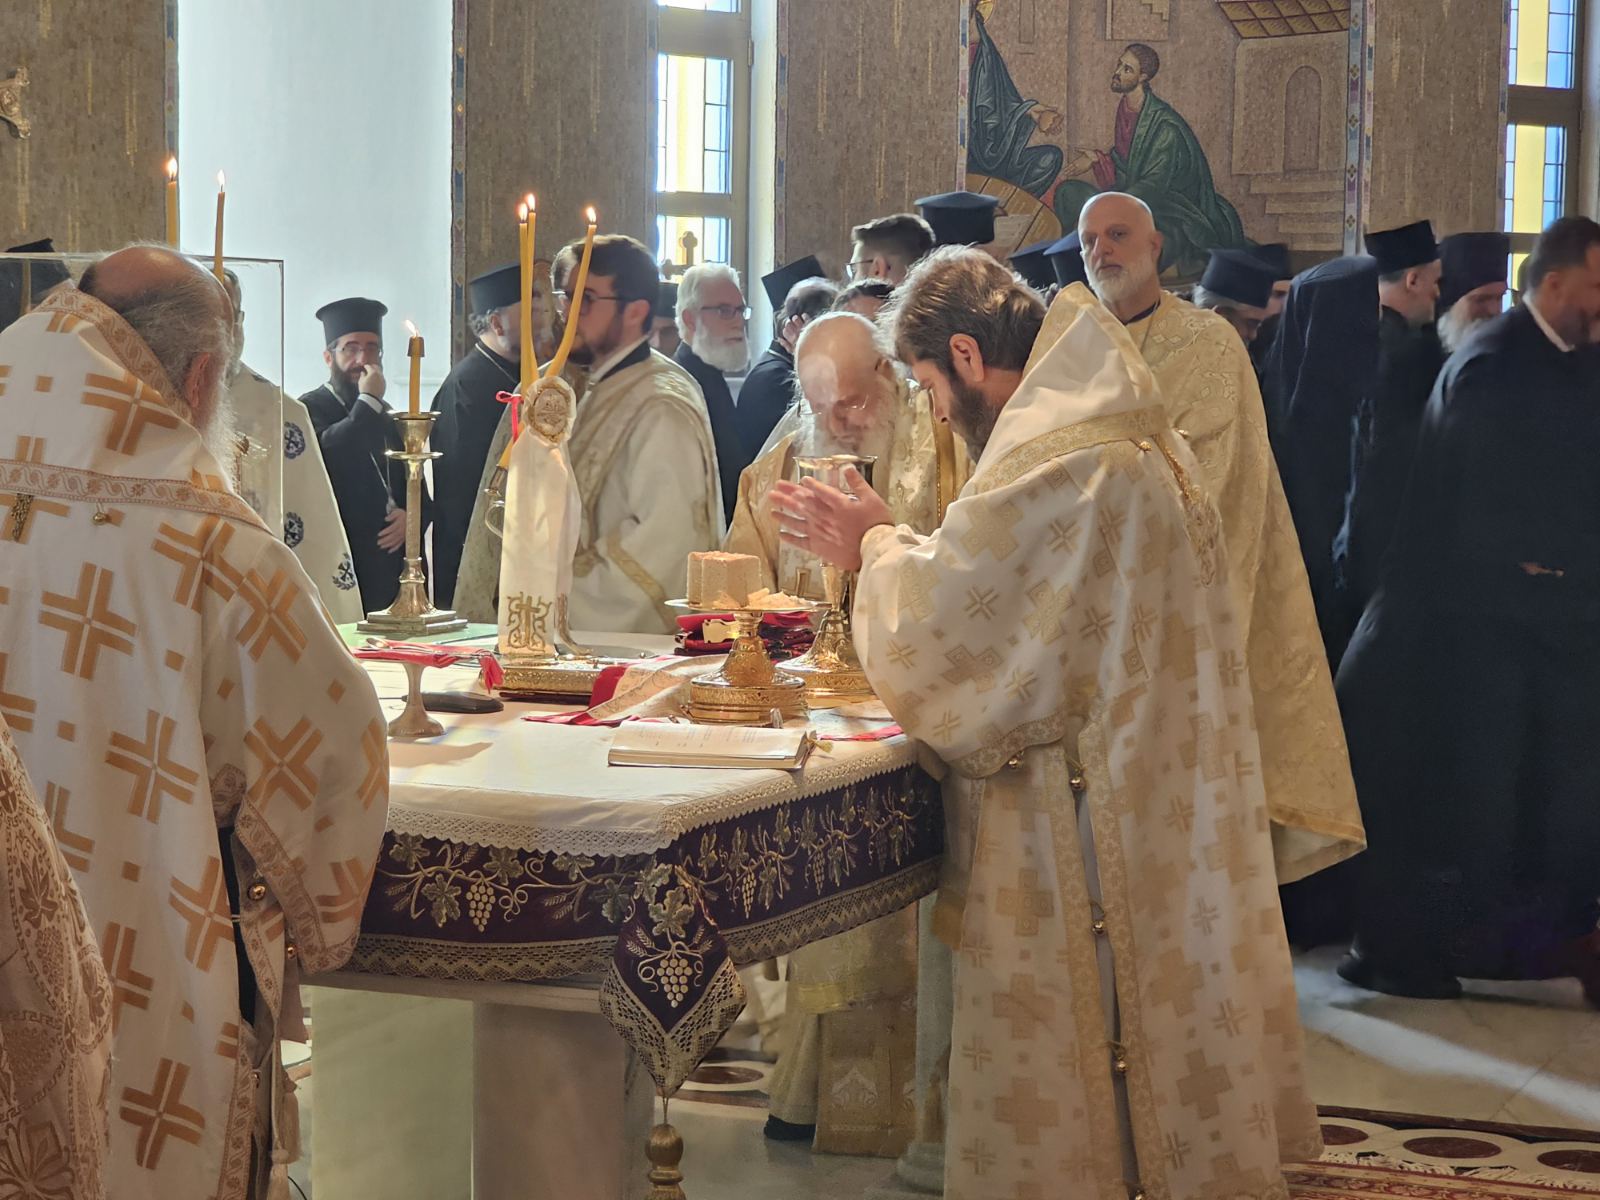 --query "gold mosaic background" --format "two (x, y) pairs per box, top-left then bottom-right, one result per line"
(0, 0), (168, 251)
